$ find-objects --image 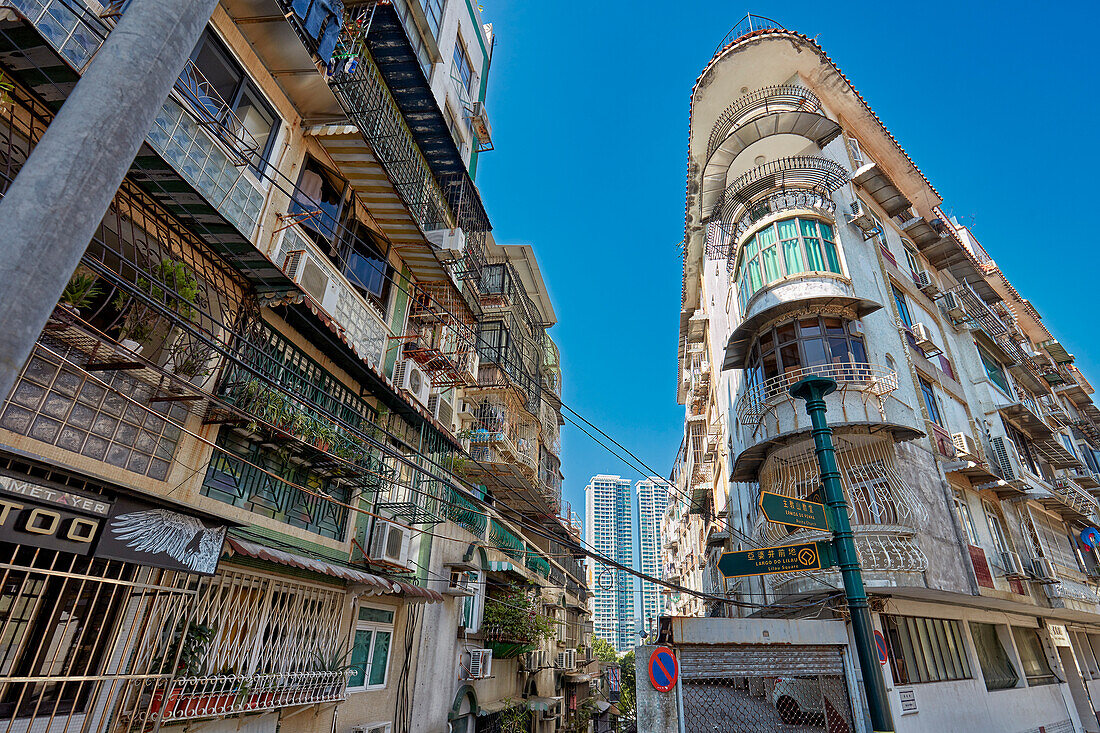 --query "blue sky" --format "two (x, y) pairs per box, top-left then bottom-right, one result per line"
(473, 2), (1100, 522)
